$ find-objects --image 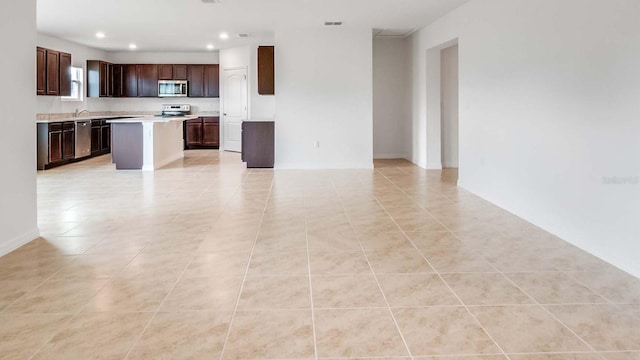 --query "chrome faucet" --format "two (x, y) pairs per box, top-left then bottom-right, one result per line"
(74, 109), (89, 118)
